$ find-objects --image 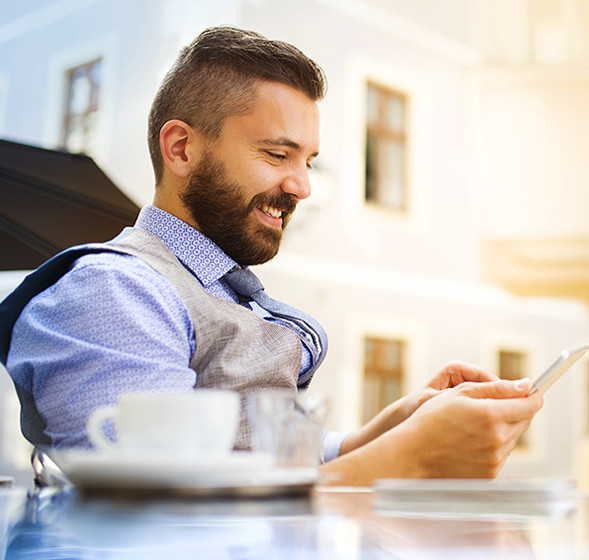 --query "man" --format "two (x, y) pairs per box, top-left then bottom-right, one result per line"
(0, 26), (542, 485)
